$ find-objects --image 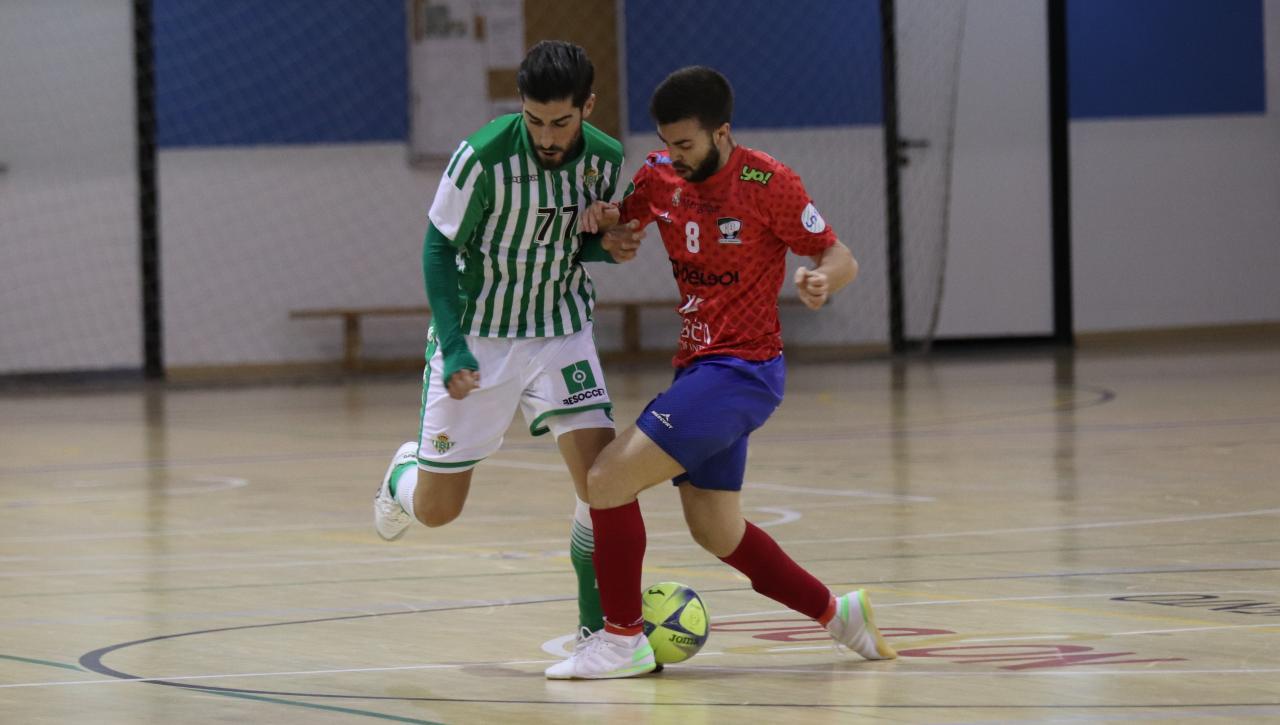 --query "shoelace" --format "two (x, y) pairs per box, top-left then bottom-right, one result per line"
(828, 618), (845, 655)
(572, 626), (593, 653)
(827, 606), (856, 655)
(573, 631), (620, 664)
(376, 492), (409, 521)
